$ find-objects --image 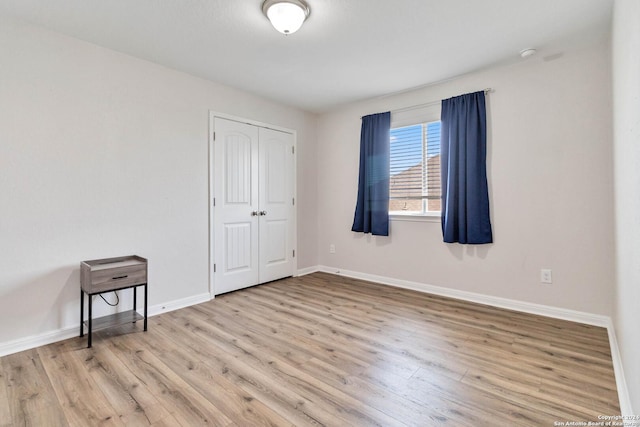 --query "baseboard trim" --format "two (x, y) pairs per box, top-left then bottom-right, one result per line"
(146, 292), (211, 317)
(0, 292), (212, 358)
(0, 326), (79, 358)
(606, 321), (634, 415)
(296, 266), (320, 277)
